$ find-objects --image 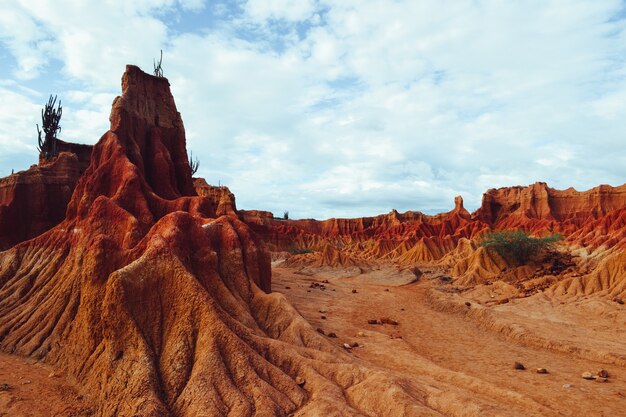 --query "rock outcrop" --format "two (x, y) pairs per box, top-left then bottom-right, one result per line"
(0, 65), (433, 416)
(0, 151), (87, 250)
(193, 178), (237, 217)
